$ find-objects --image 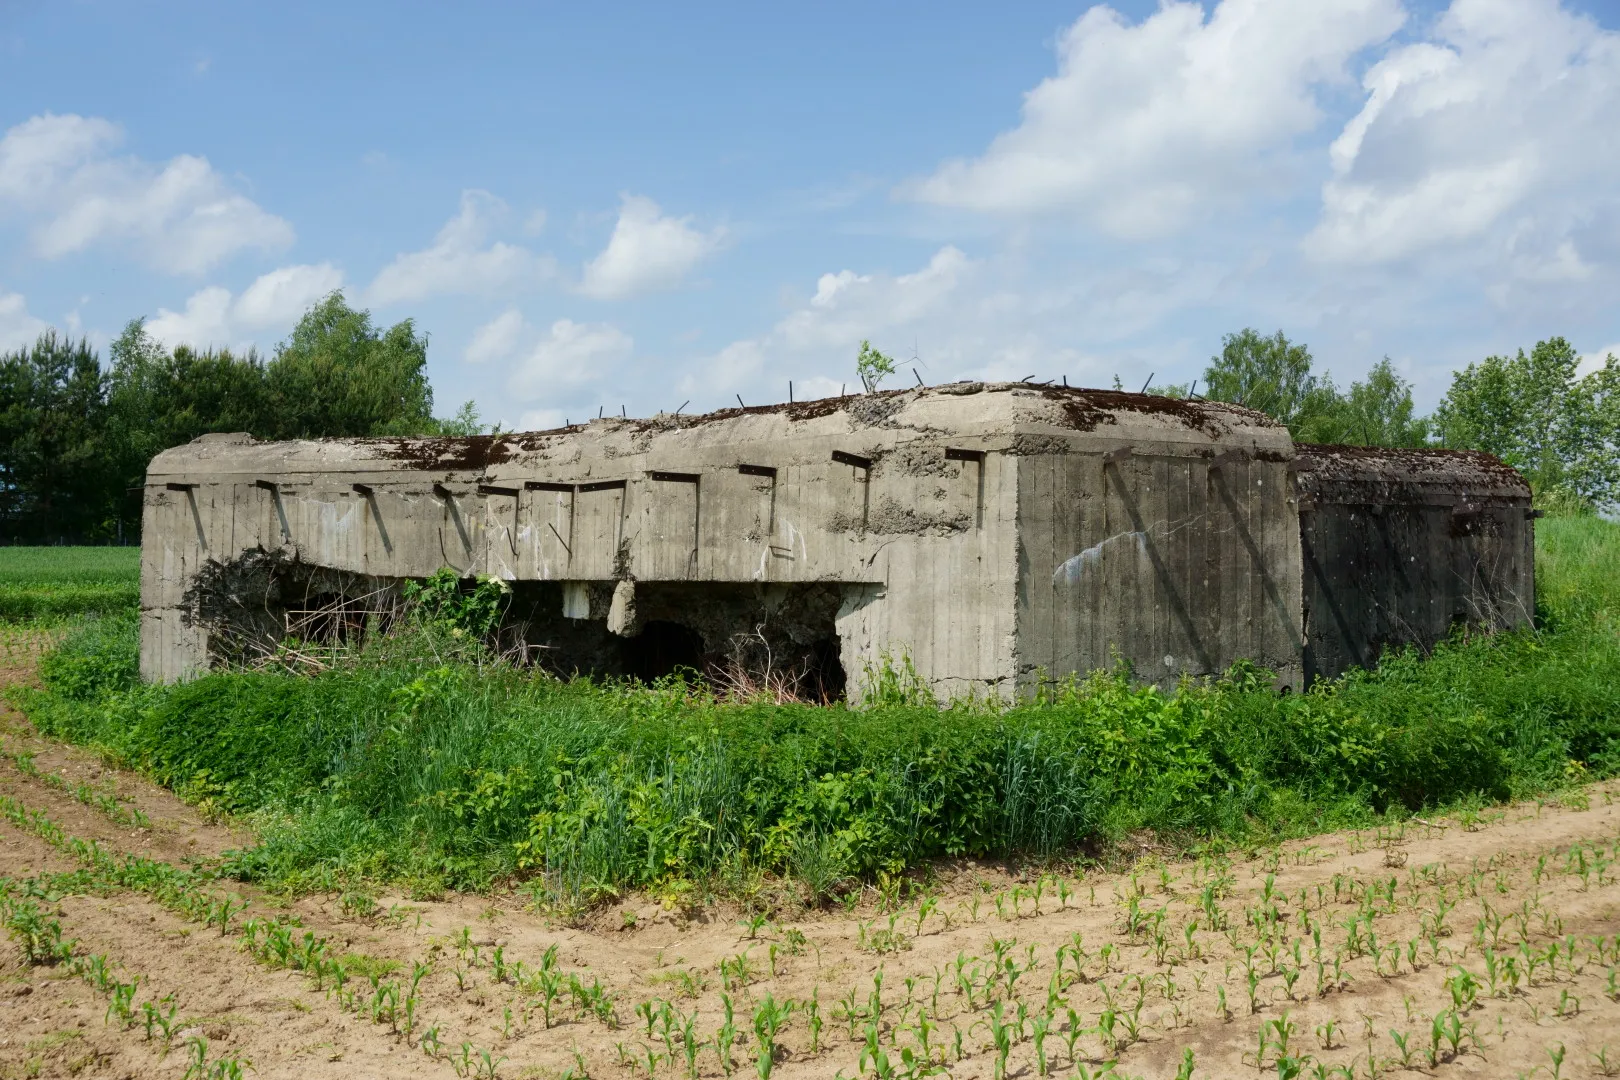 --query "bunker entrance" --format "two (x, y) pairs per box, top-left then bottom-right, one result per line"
(625, 620), (706, 682)
(506, 580), (847, 700)
(183, 550), (847, 699)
